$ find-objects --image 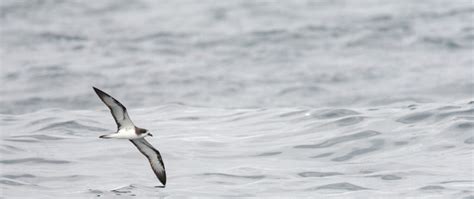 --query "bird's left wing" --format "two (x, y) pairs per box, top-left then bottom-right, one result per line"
(130, 138), (166, 186)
